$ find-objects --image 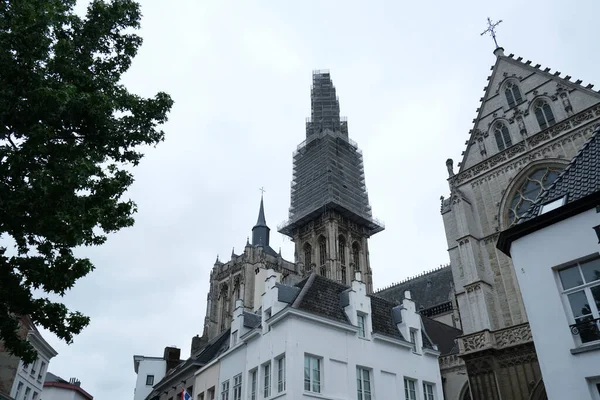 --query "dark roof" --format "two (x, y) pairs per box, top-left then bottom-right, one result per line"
(291, 274), (350, 323)
(421, 317), (463, 355)
(521, 125), (600, 221)
(43, 373), (93, 400)
(498, 126), (600, 254)
(44, 372), (64, 384)
(369, 295), (404, 340)
(243, 311), (261, 329)
(376, 266), (454, 310)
